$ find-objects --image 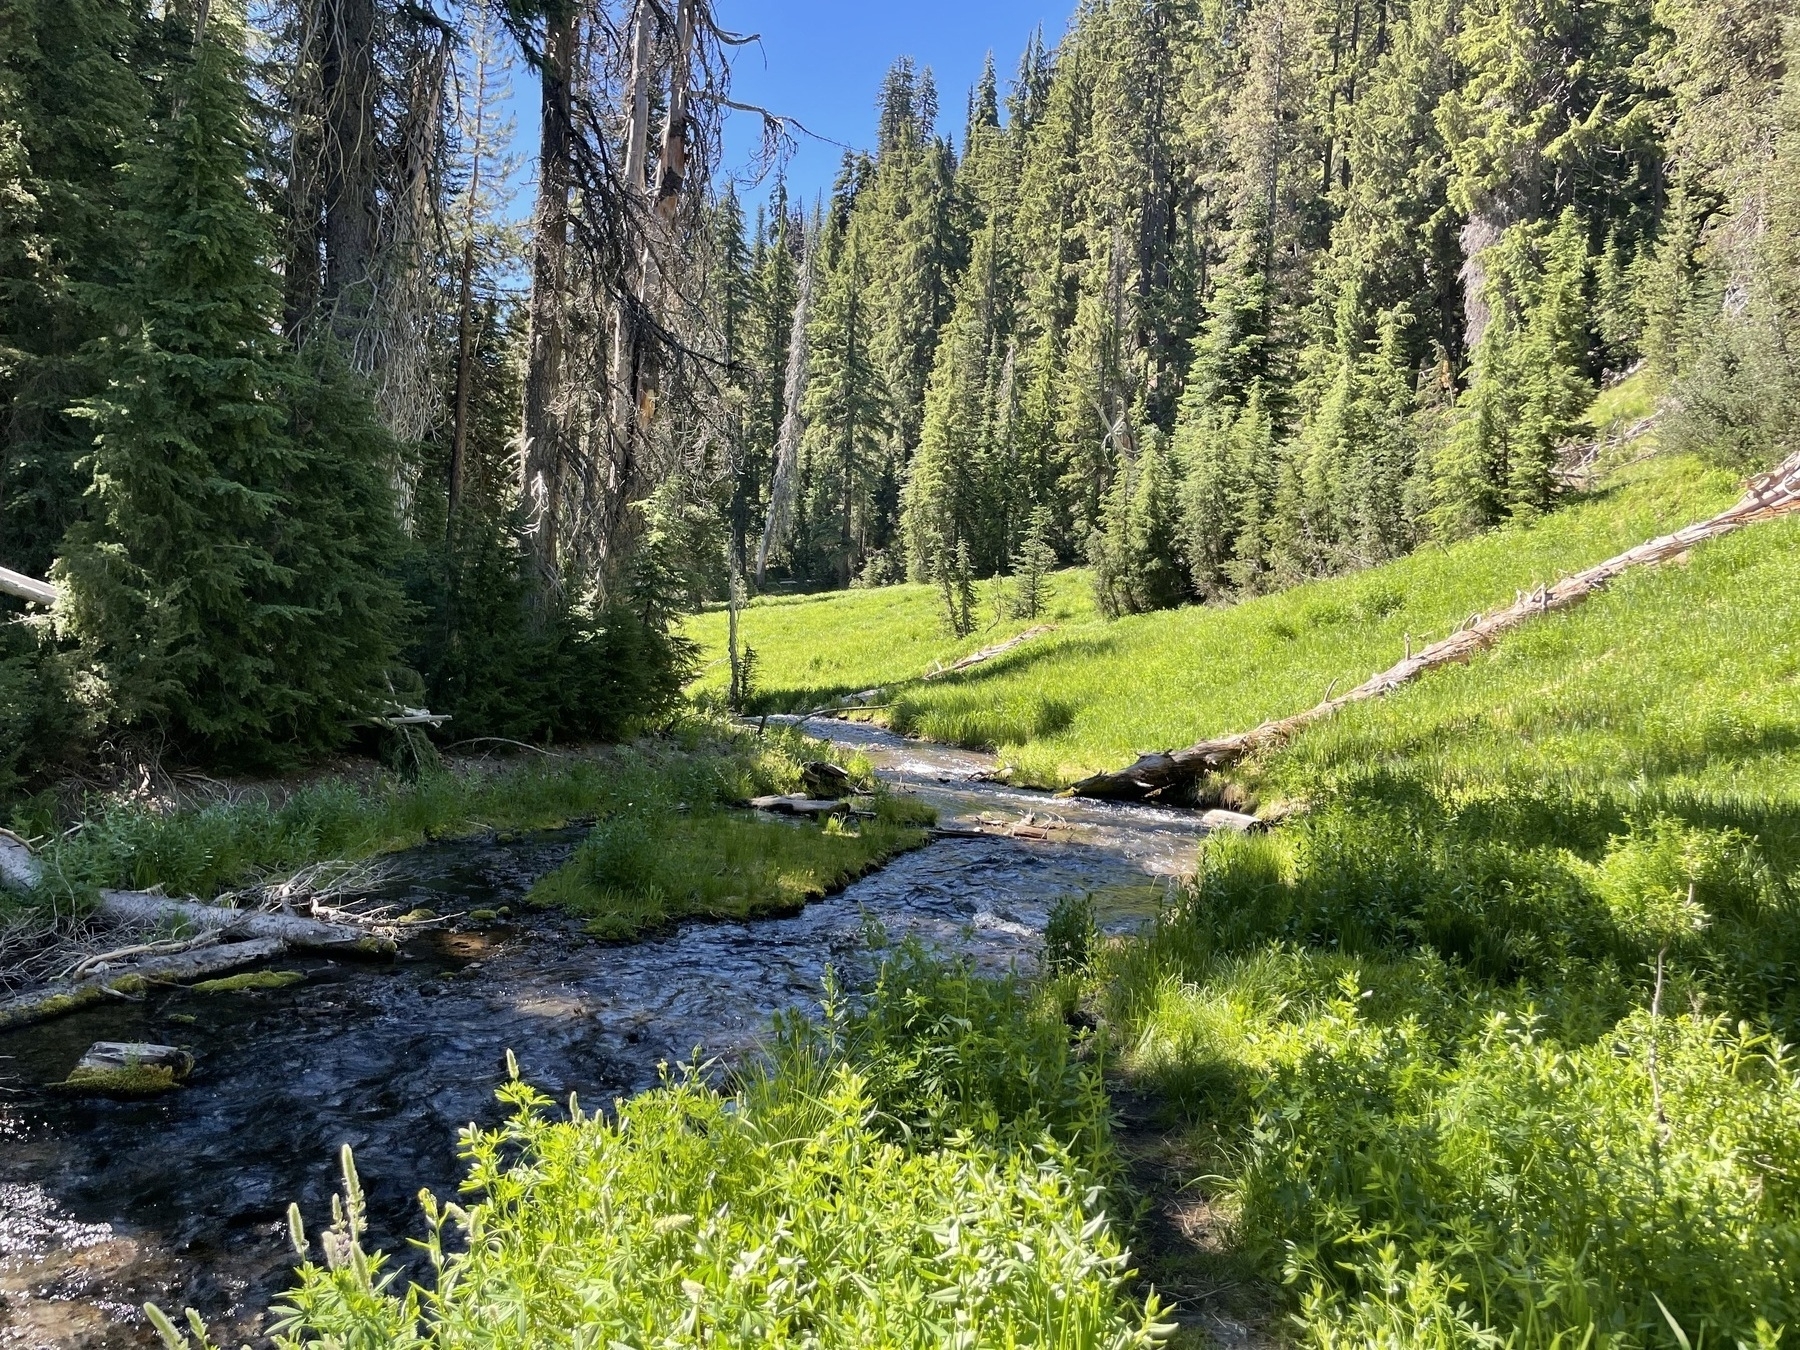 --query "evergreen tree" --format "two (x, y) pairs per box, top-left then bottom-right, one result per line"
(57, 2), (403, 760)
